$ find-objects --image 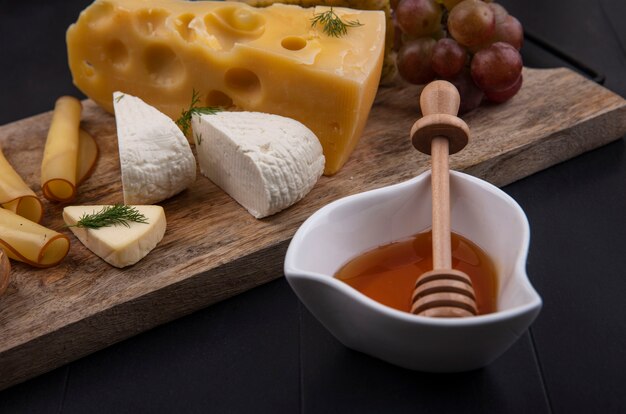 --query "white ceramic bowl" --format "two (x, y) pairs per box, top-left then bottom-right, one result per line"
(284, 171), (542, 372)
